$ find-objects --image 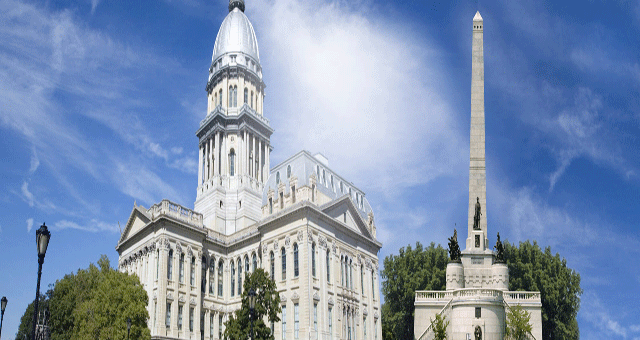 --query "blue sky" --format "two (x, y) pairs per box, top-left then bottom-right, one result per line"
(1, 0), (639, 338)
